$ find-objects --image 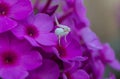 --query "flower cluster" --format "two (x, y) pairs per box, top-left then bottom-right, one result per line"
(0, 0), (119, 79)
